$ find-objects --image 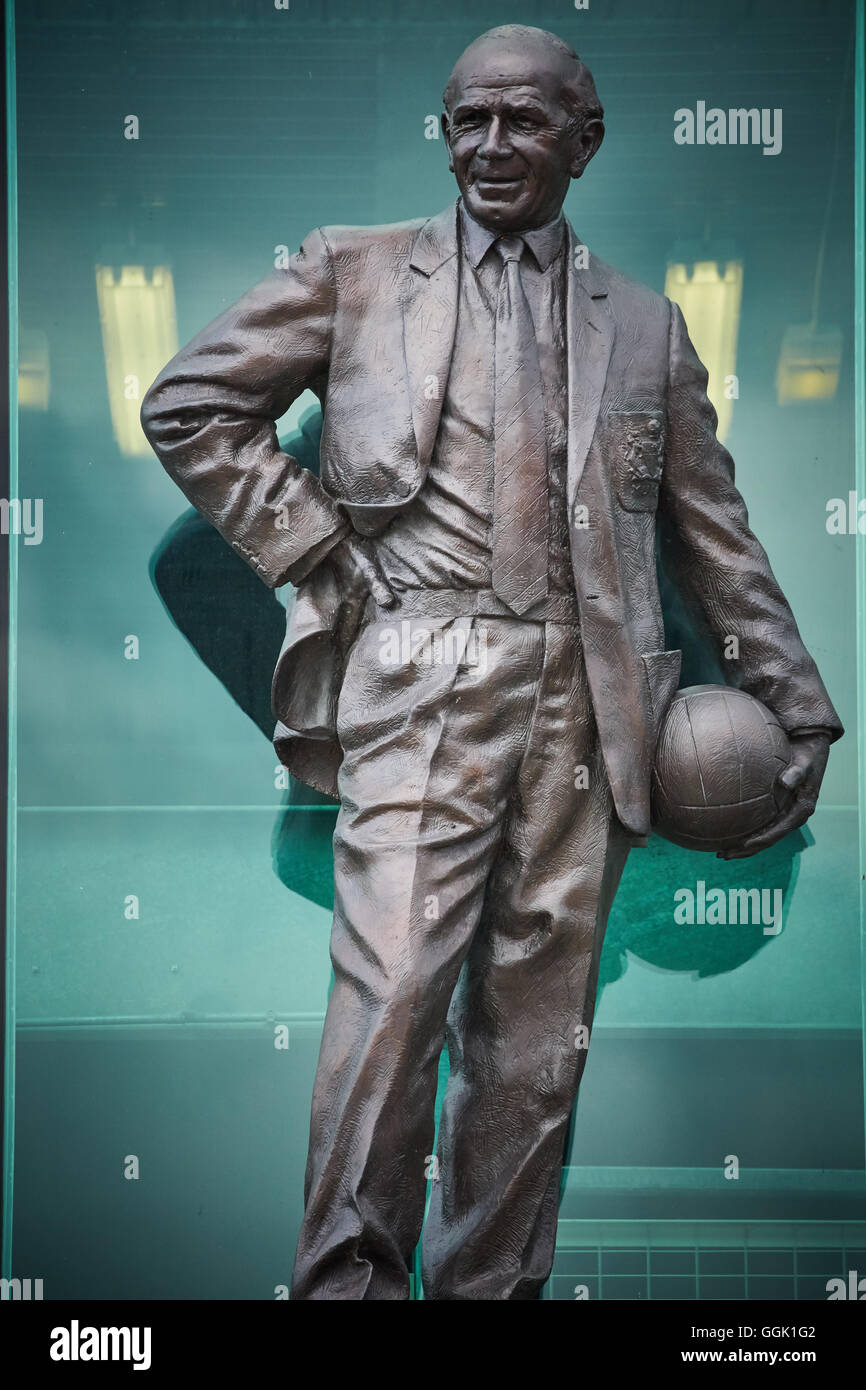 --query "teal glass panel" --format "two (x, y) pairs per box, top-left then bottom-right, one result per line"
(4, 0), (864, 1301)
